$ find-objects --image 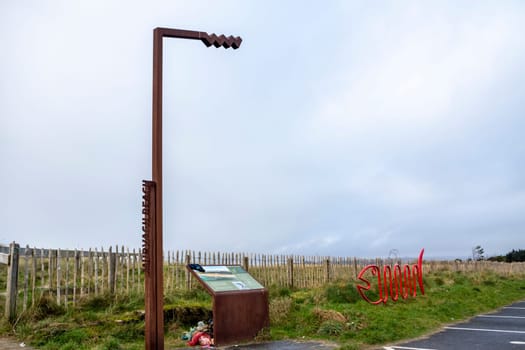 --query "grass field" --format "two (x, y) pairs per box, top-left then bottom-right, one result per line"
(1, 268), (524, 349)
